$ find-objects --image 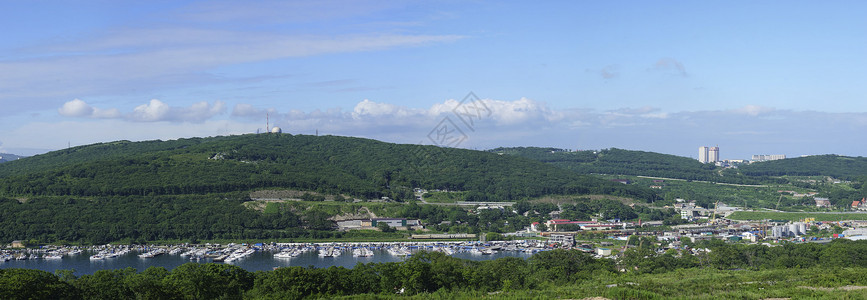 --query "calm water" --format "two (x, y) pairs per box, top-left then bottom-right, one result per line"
(0, 249), (533, 276)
